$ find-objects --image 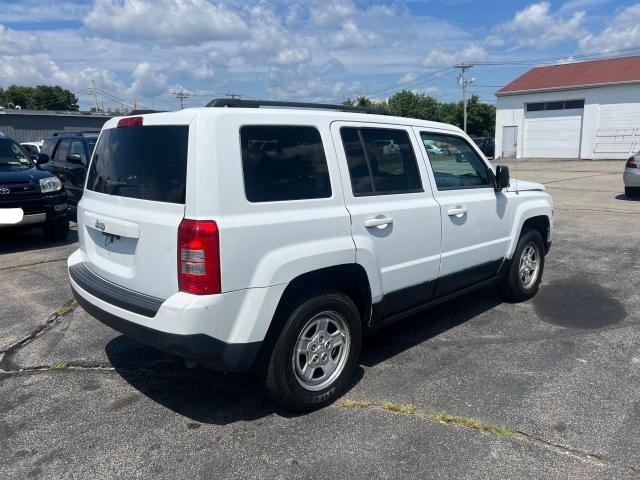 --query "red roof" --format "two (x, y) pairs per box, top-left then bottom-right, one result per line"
(497, 55), (640, 95)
